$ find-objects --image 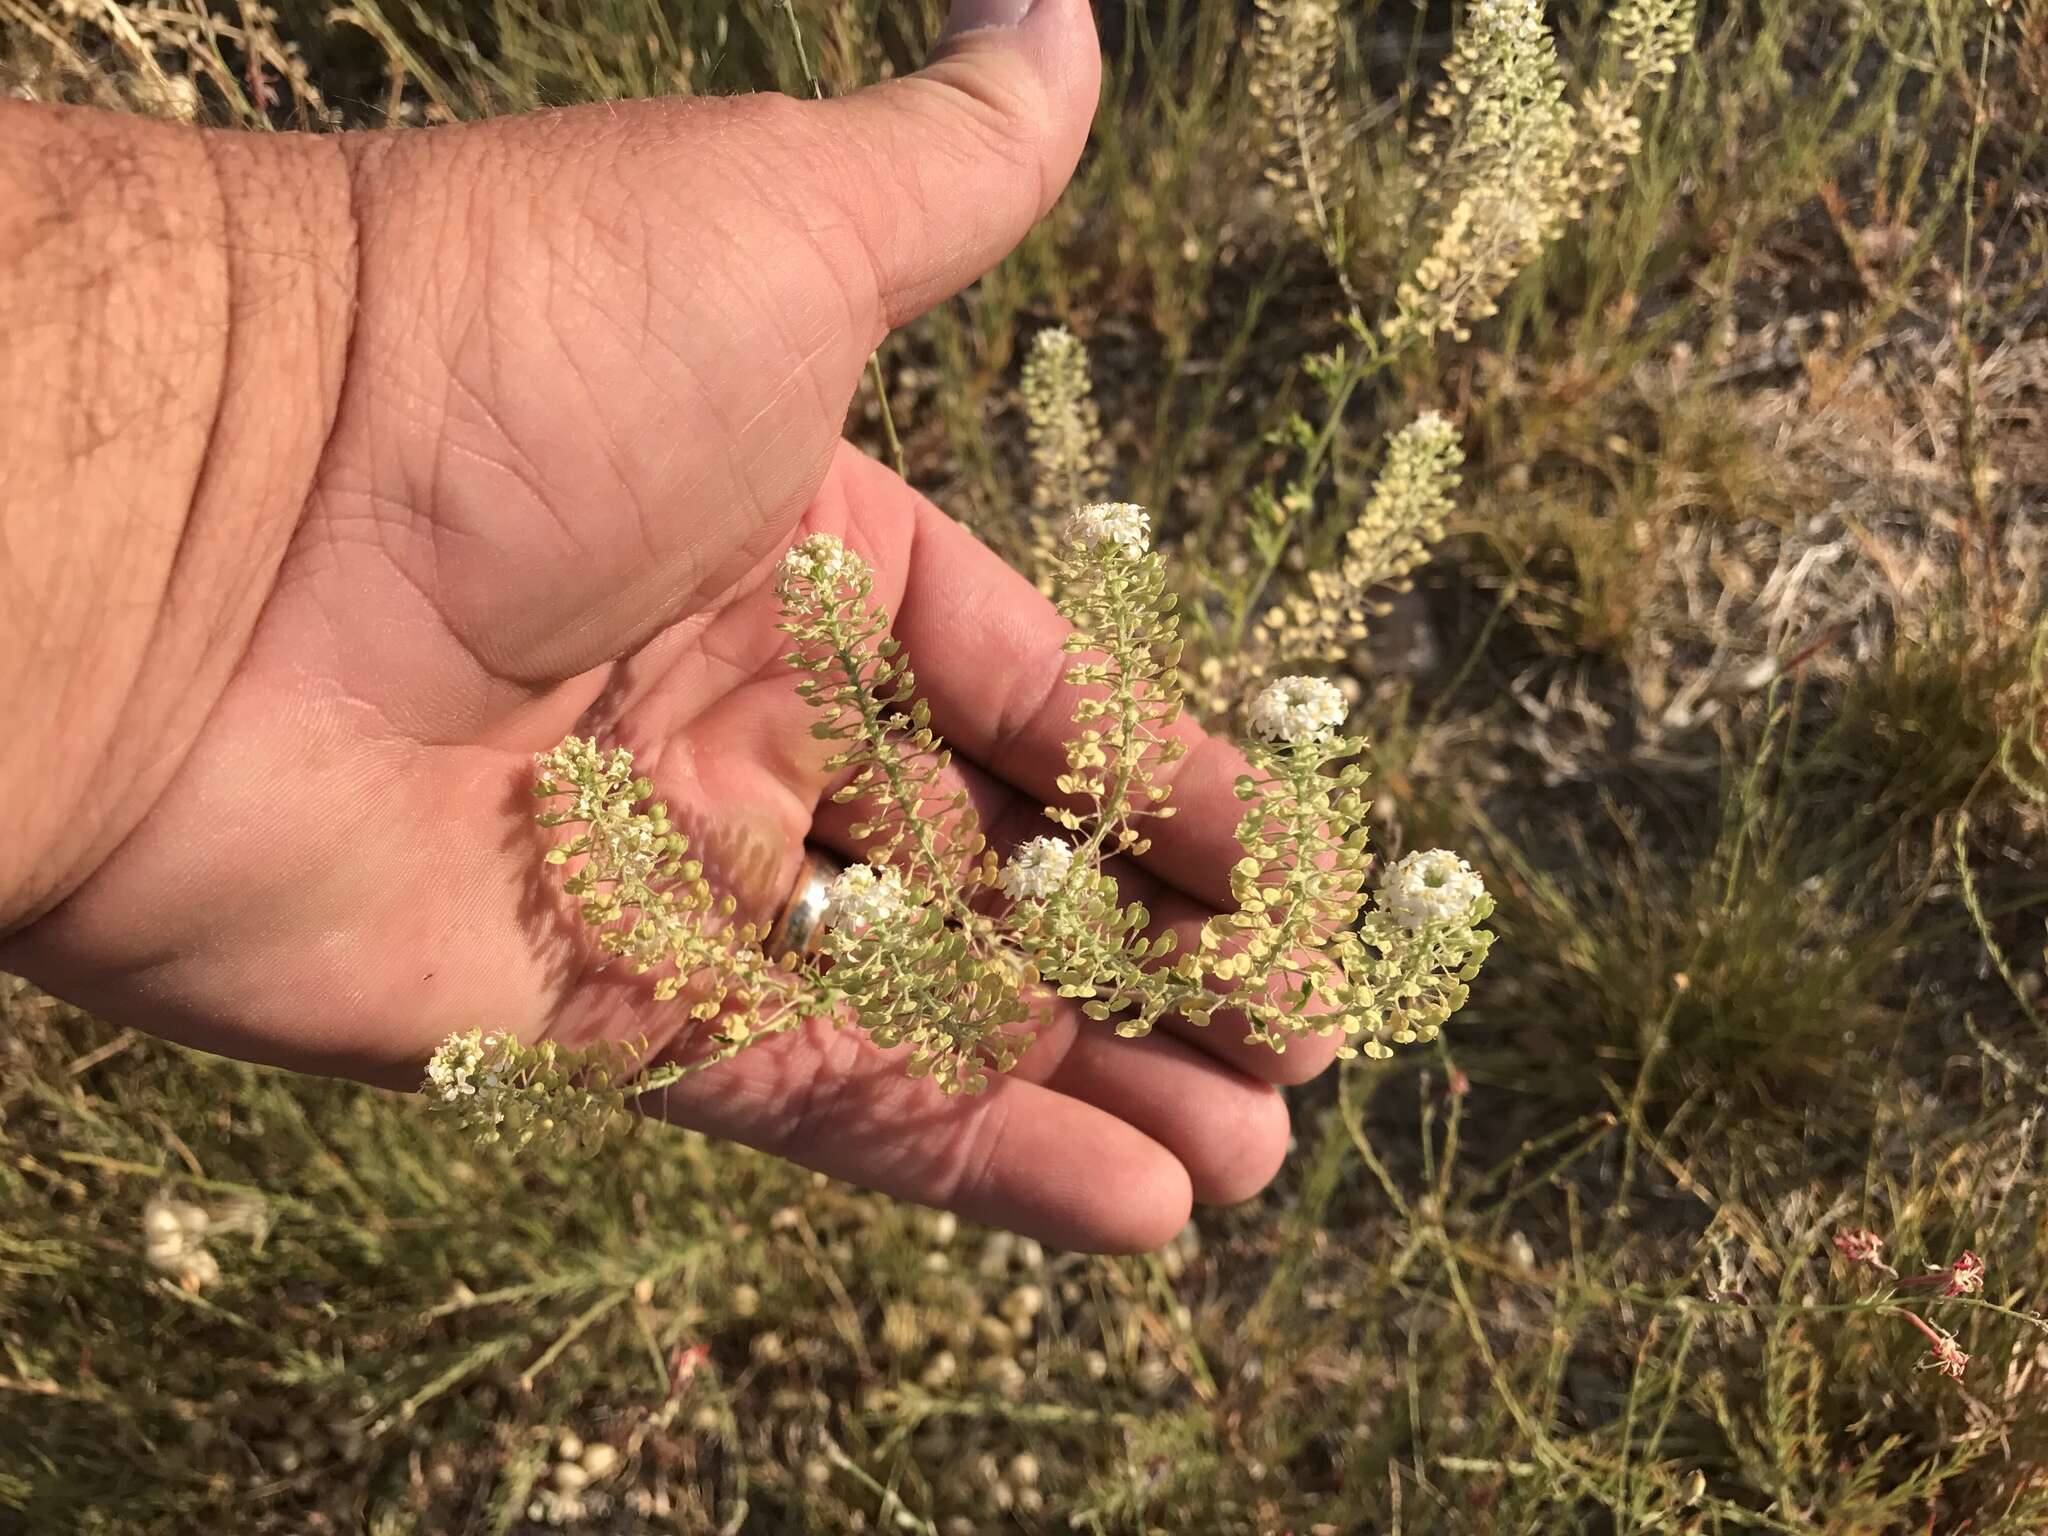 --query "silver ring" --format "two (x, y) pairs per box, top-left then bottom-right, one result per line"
(768, 846), (845, 958)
